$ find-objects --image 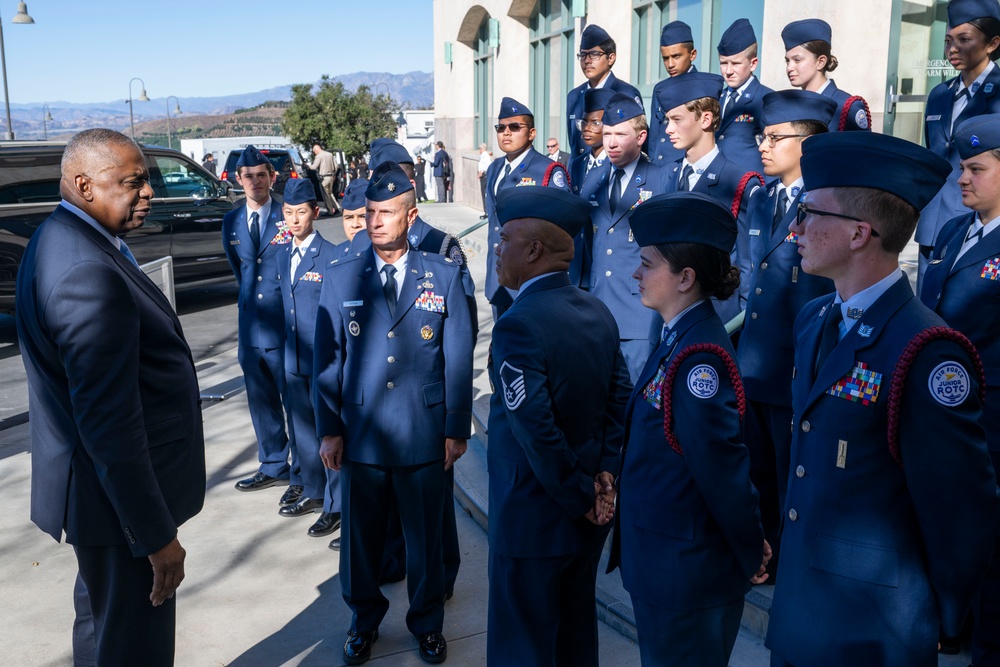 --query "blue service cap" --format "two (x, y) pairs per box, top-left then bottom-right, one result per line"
(369, 138), (413, 170)
(341, 178), (369, 210)
(584, 87), (616, 114)
(955, 113), (1000, 159)
(495, 186), (592, 239)
(781, 18), (832, 50)
(629, 192), (737, 252)
(718, 18), (757, 56)
(800, 132), (951, 212)
(761, 90), (838, 127)
(580, 24), (612, 50)
(660, 20), (693, 47)
(948, 0), (1000, 27)
(365, 161), (414, 202)
(602, 93), (645, 126)
(498, 96), (533, 120)
(236, 144), (269, 169)
(655, 72), (725, 114)
(282, 177), (316, 206)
